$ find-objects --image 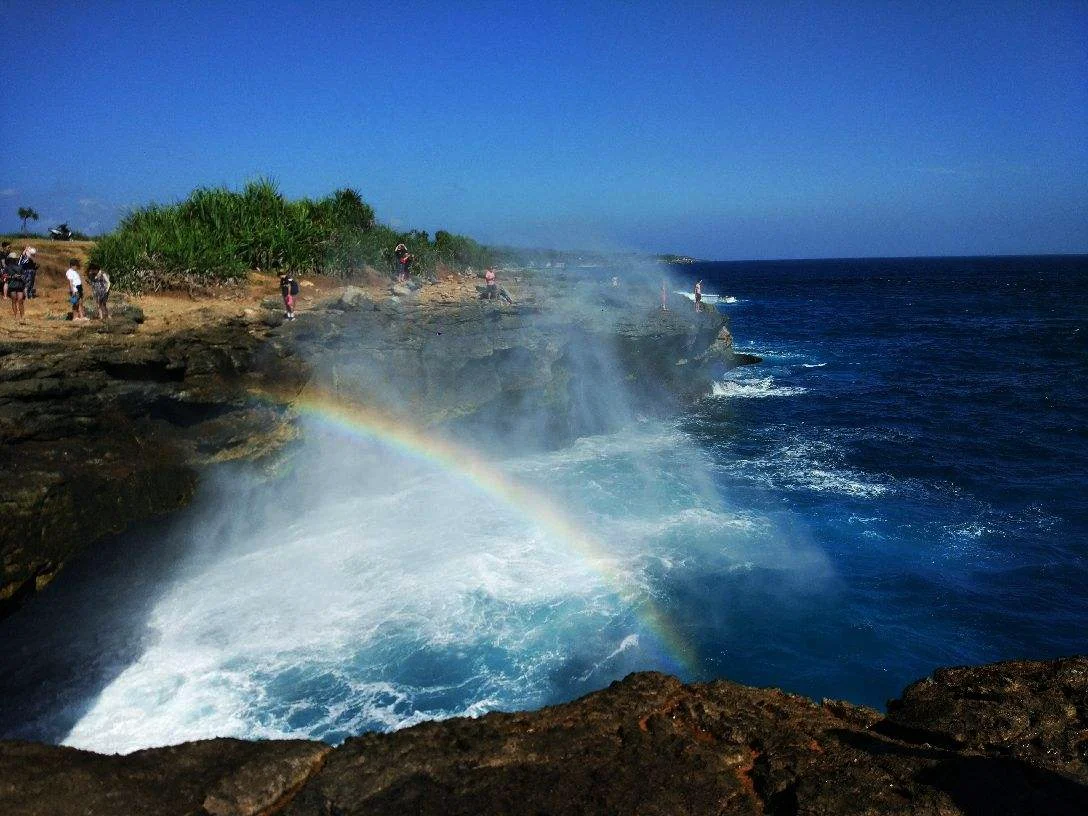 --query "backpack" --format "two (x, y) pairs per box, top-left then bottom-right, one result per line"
(289, 279), (300, 296)
(6, 267), (25, 291)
